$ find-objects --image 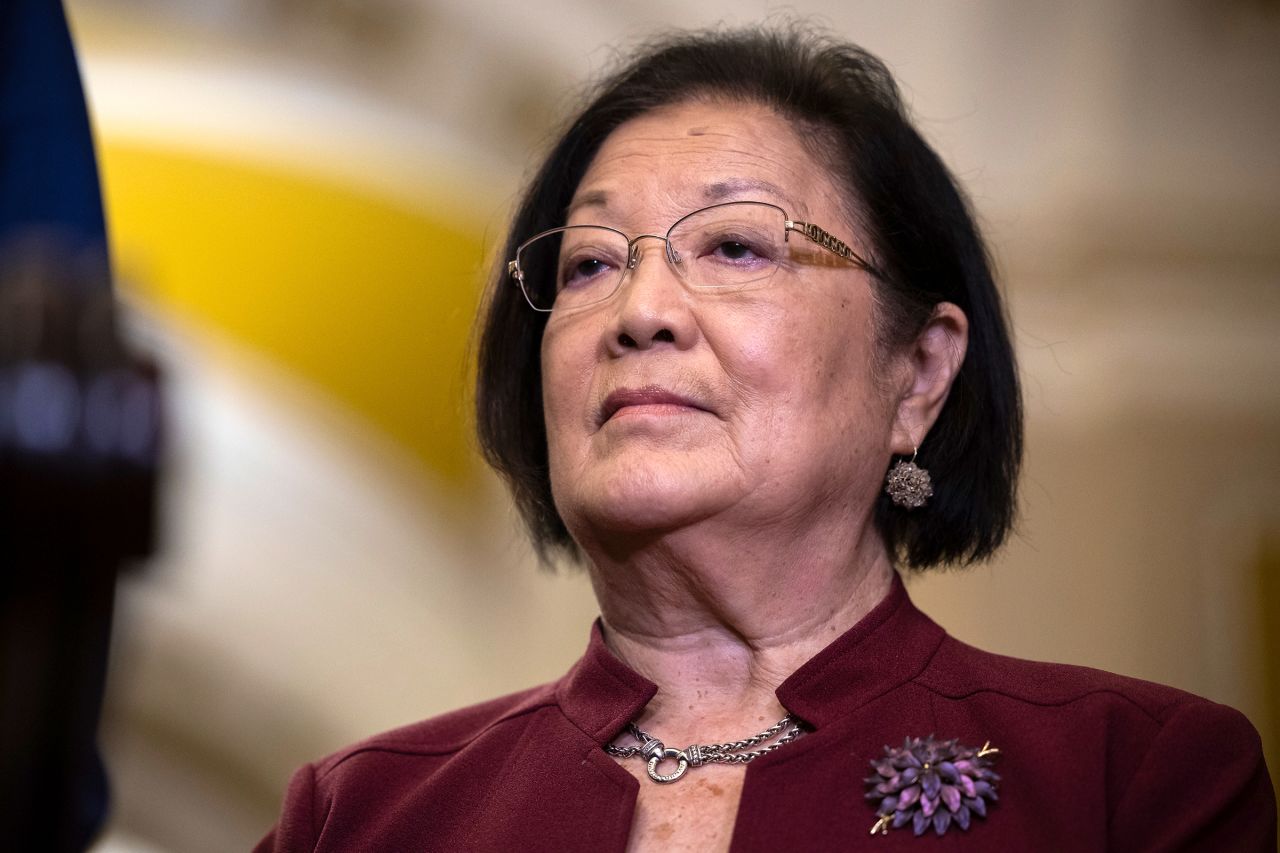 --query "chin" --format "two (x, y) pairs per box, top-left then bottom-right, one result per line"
(554, 459), (737, 540)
